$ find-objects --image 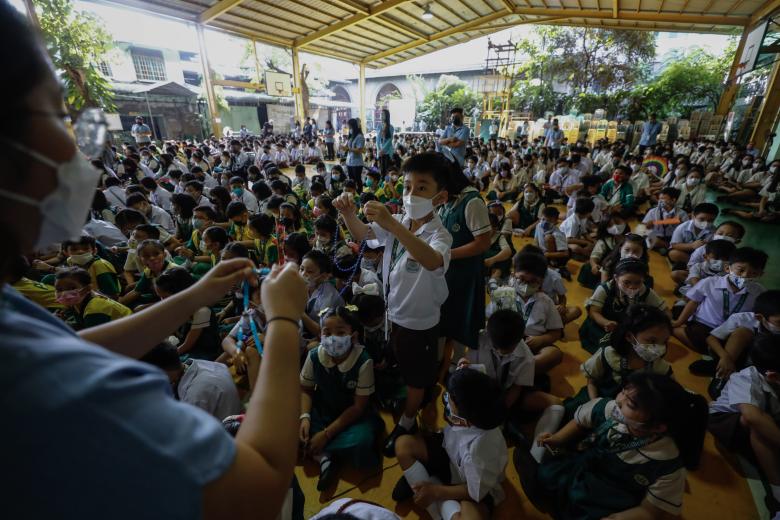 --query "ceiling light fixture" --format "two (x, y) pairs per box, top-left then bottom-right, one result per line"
(421, 4), (434, 20)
